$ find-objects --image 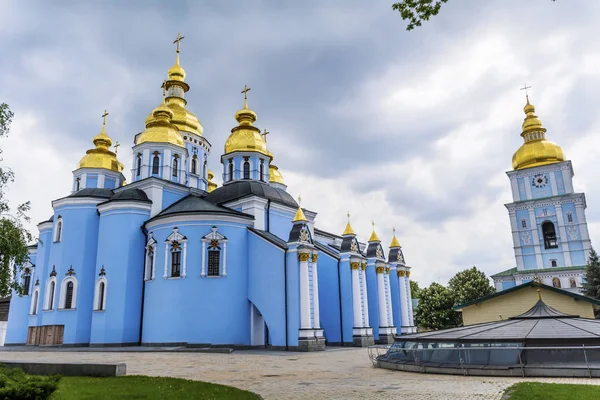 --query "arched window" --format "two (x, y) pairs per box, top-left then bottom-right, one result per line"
(76, 178), (80, 191)
(203, 160), (207, 179)
(65, 282), (74, 309)
(191, 157), (197, 175)
(30, 288), (39, 315)
(260, 160), (265, 182)
(542, 221), (558, 249)
(145, 235), (156, 281)
(54, 217), (63, 242)
(228, 161), (234, 182)
(208, 248), (220, 276)
(94, 278), (107, 311)
(570, 278), (577, 288)
(136, 154), (142, 176)
(173, 156), (178, 178)
(60, 277), (78, 310)
(551, 260), (557, 267)
(22, 275), (31, 295)
(552, 277), (561, 288)
(45, 279), (56, 310)
(171, 246), (181, 277)
(243, 161), (250, 180)
(152, 153), (160, 175)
